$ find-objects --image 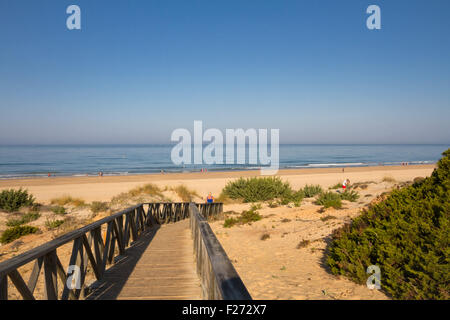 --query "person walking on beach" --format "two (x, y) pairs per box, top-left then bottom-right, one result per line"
(206, 192), (214, 203)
